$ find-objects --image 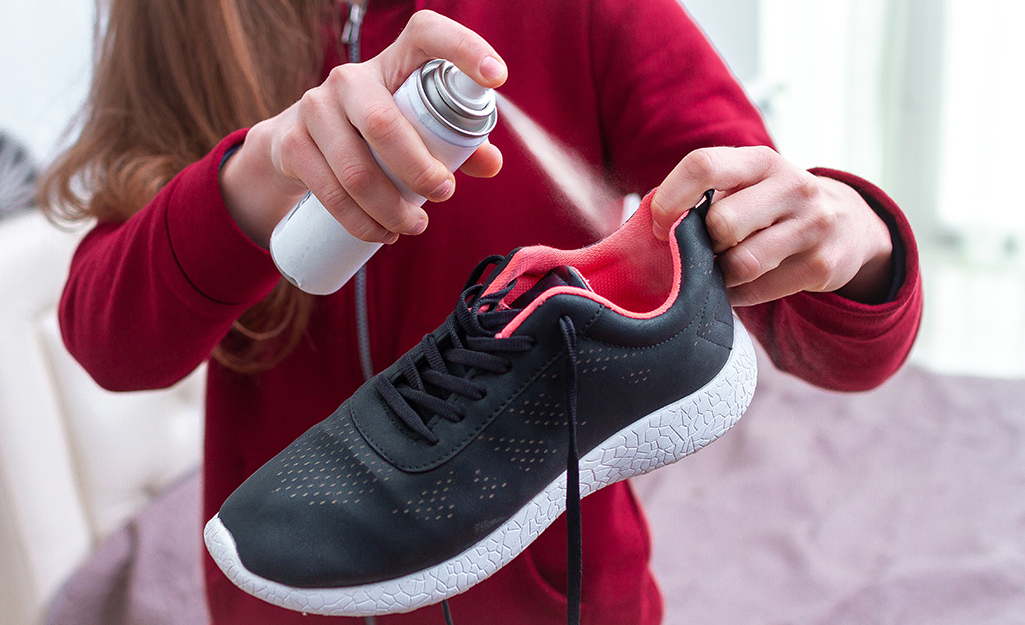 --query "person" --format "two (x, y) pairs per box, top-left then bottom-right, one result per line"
(39, 0), (923, 624)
